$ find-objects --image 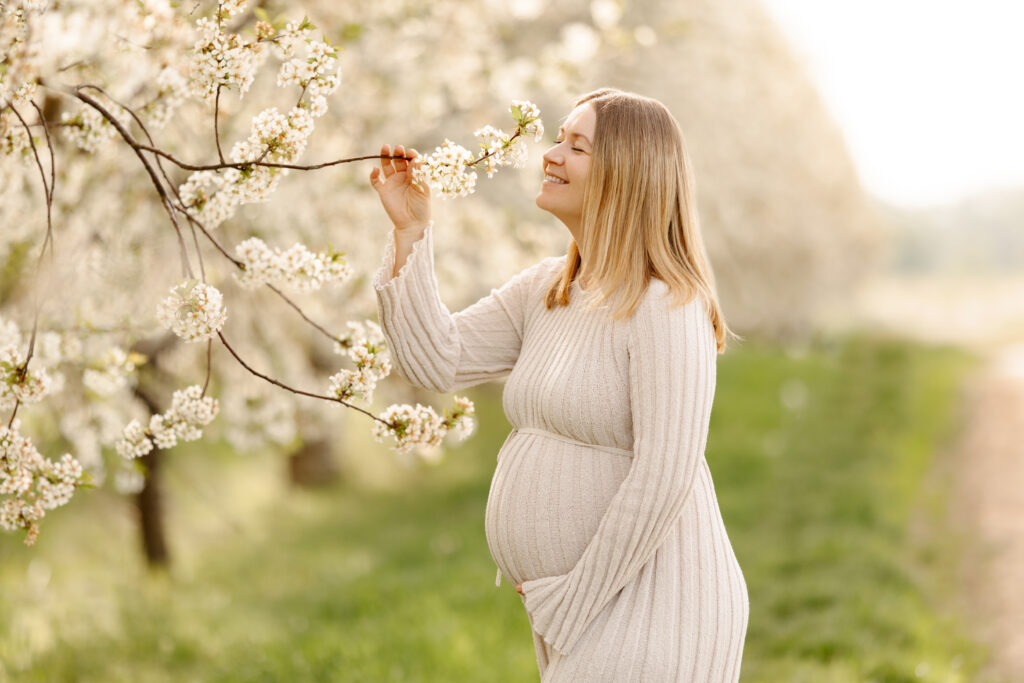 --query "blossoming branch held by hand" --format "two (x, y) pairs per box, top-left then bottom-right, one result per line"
(411, 100), (544, 198)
